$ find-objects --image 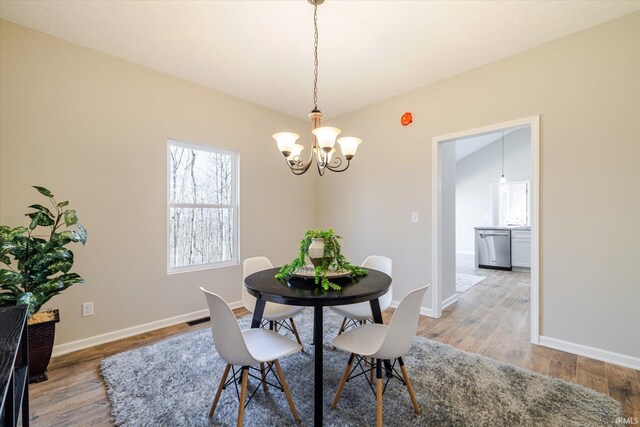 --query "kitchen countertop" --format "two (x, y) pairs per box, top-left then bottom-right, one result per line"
(474, 226), (531, 230)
